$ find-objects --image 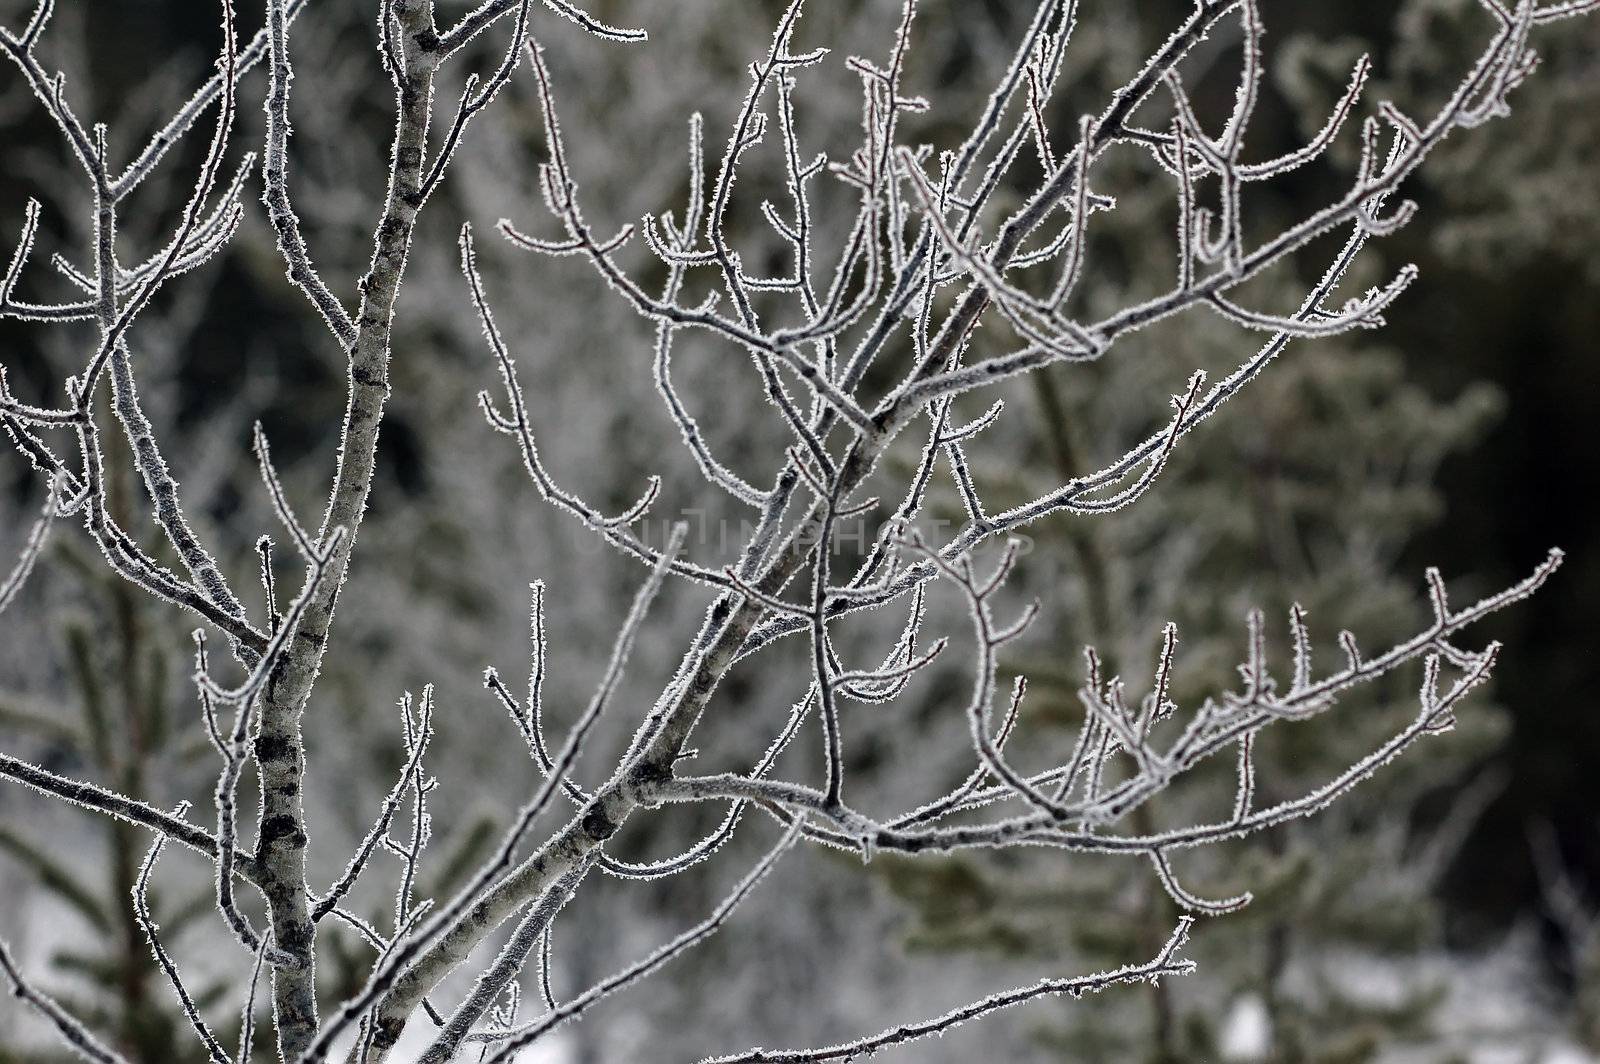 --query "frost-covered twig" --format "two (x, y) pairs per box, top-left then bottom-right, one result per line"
(132, 812), (232, 1064)
(471, 820), (802, 1060)
(700, 918), (1195, 1063)
(307, 524), (687, 1059)
(0, 748), (257, 876)
(0, 933), (132, 1064)
(0, 473), (59, 617)
(261, 0), (356, 348)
